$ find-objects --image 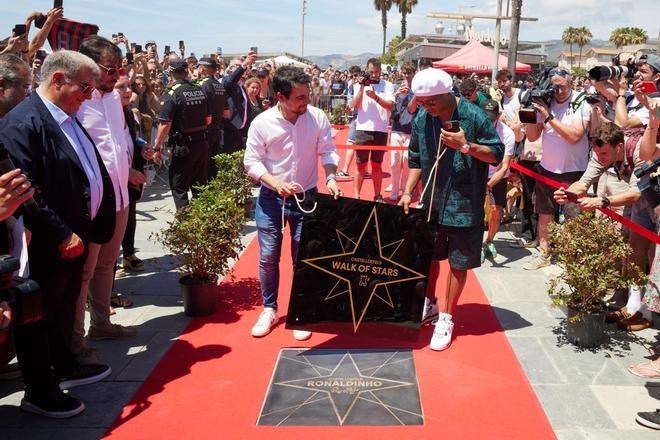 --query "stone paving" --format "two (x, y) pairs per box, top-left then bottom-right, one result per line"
(0, 176), (659, 439)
